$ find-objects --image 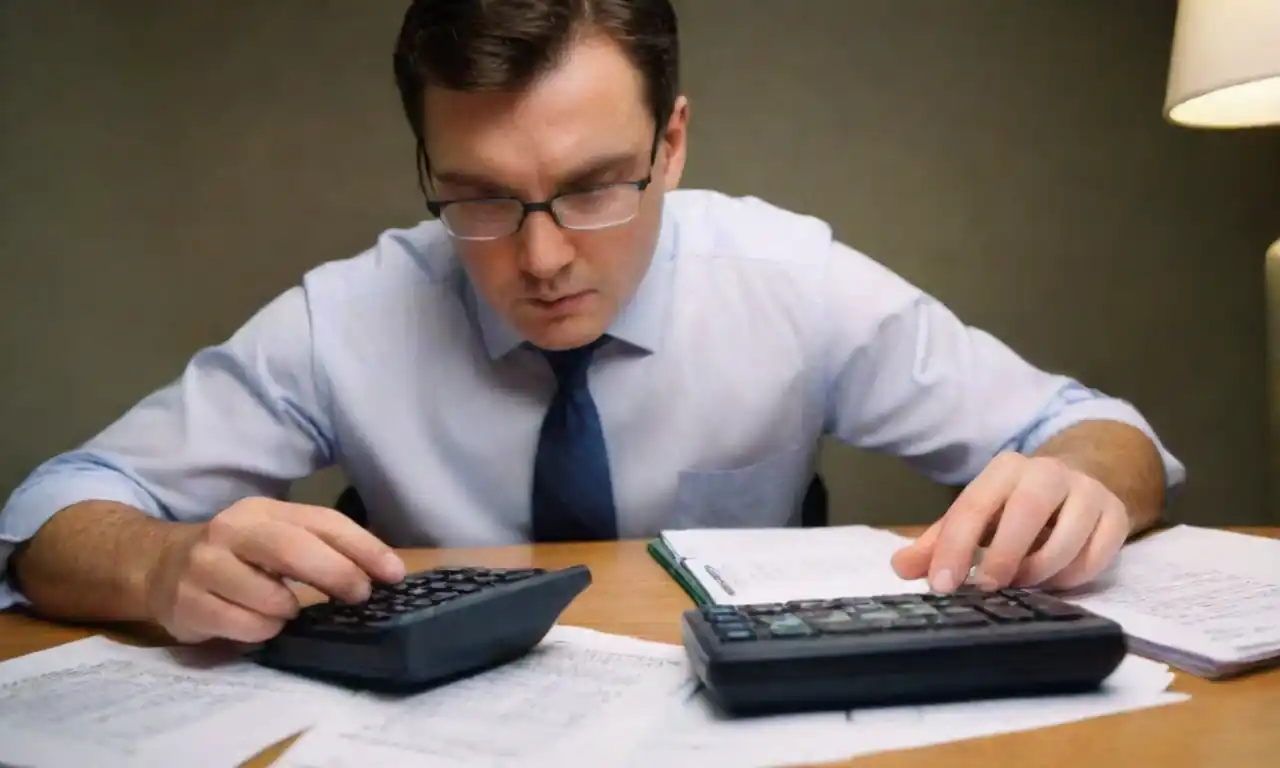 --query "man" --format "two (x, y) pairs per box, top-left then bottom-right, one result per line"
(0, 0), (1183, 646)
